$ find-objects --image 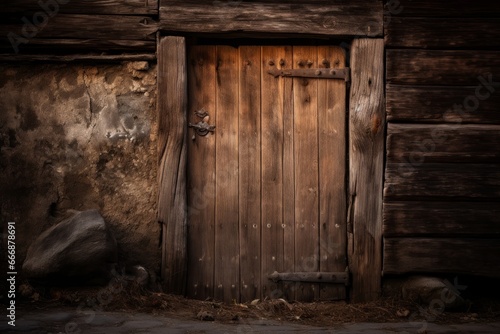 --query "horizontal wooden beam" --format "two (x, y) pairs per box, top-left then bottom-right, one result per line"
(385, 18), (500, 49)
(159, 0), (383, 37)
(0, 53), (156, 62)
(384, 0), (500, 18)
(387, 124), (500, 163)
(384, 163), (500, 200)
(384, 238), (500, 277)
(0, 0), (159, 15)
(387, 50), (500, 86)
(384, 202), (500, 237)
(386, 85), (500, 124)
